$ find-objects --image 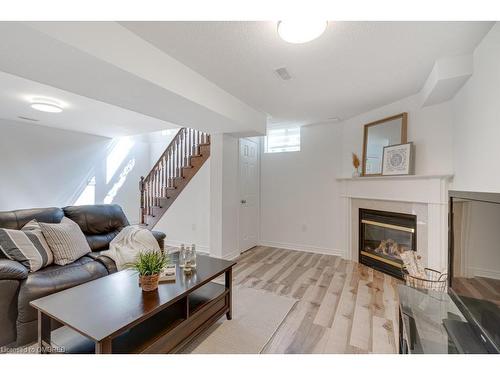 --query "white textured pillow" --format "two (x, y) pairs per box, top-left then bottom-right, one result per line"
(40, 217), (91, 266)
